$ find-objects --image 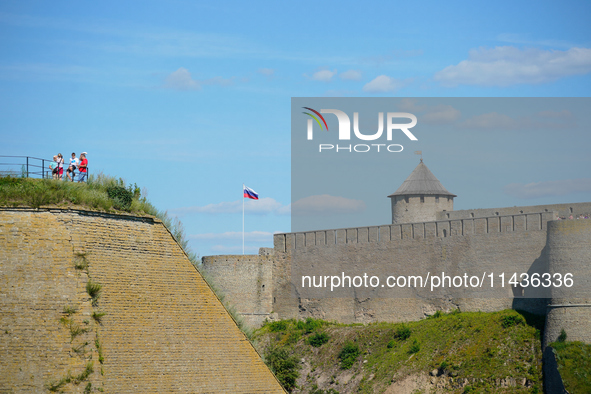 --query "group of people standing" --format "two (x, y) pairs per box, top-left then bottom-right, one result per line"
(49, 152), (88, 182)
